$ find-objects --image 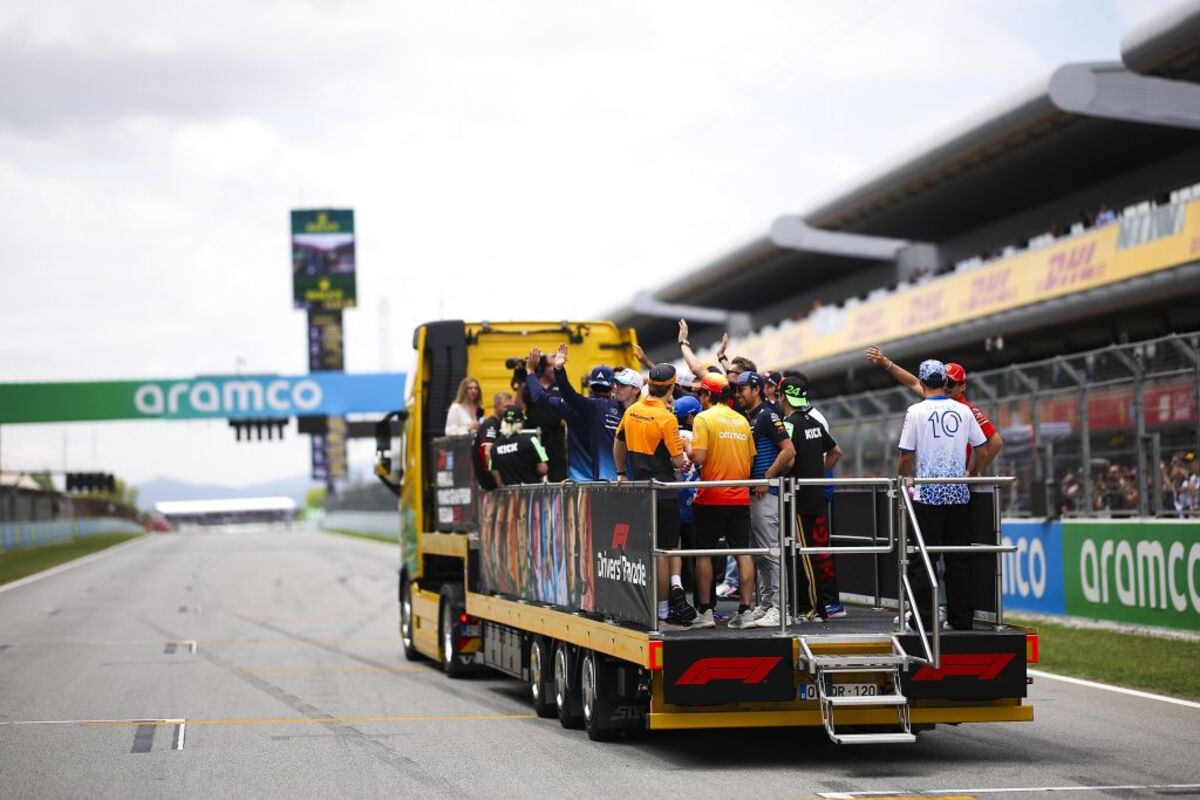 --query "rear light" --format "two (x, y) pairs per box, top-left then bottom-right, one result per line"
(1026, 633), (1039, 664)
(648, 640), (663, 670)
(459, 612), (474, 624)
